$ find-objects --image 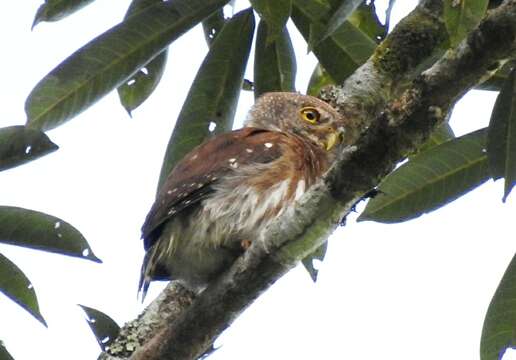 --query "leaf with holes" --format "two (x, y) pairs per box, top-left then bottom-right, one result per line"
(32, 0), (96, 29)
(348, 2), (386, 43)
(0, 341), (14, 360)
(480, 253), (516, 360)
(306, 63), (335, 96)
(358, 129), (490, 223)
(0, 253), (46, 326)
(0, 126), (58, 172)
(25, 0), (230, 131)
(443, 0), (488, 47)
(487, 68), (516, 201)
(250, 0), (291, 43)
(79, 305), (120, 351)
(157, 9), (255, 190)
(254, 20), (296, 98)
(118, 52), (168, 115)
(117, 0), (169, 115)
(292, 0), (375, 83)
(202, 9), (226, 46)
(301, 241), (327, 282)
(0, 206), (101, 262)
(318, 0), (363, 44)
